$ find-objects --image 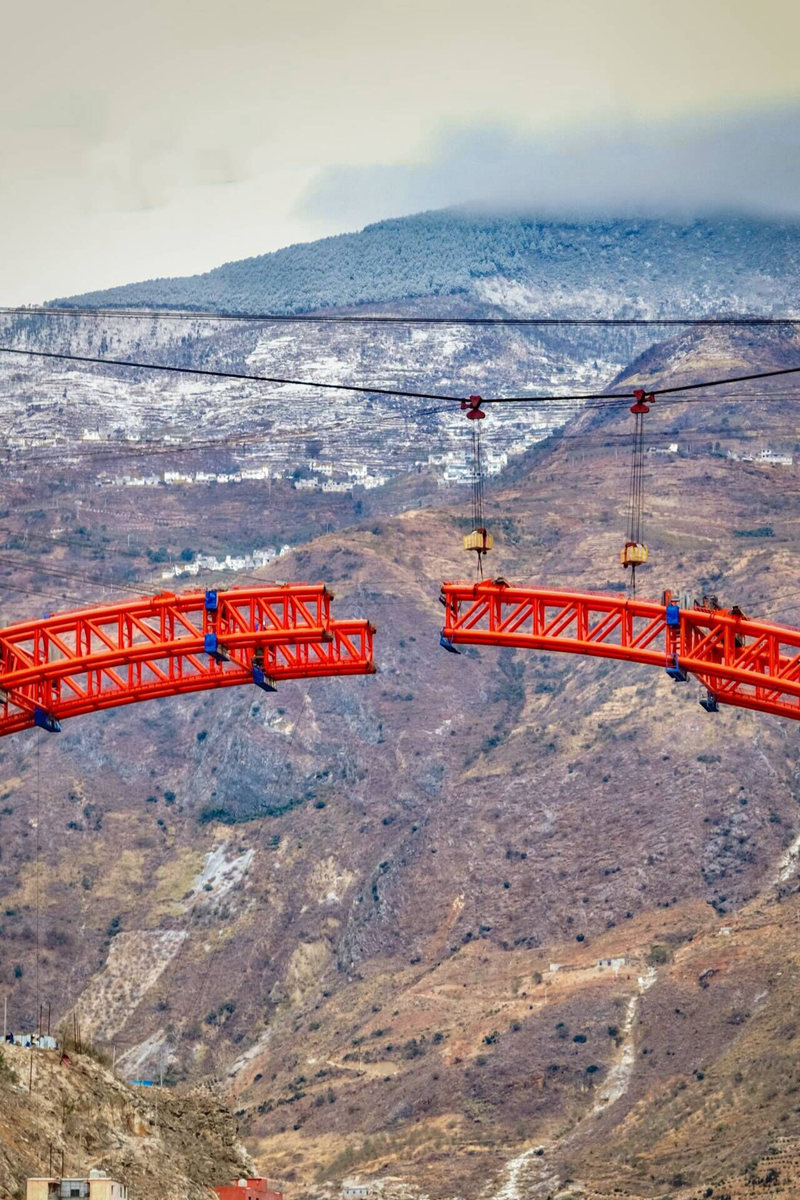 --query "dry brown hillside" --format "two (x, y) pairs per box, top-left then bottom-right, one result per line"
(0, 327), (799, 1198)
(0, 1042), (251, 1200)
